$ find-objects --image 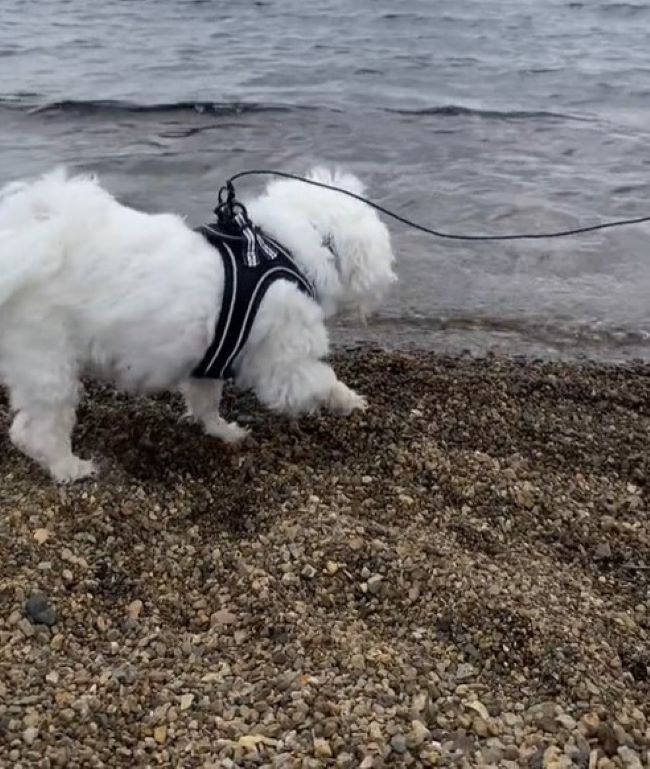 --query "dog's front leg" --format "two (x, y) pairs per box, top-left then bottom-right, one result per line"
(254, 359), (367, 417)
(325, 379), (368, 415)
(180, 379), (249, 444)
